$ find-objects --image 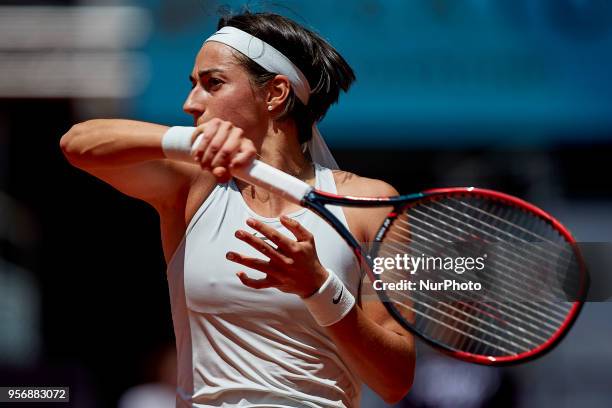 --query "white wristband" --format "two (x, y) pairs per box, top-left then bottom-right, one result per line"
(161, 126), (204, 162)
(303, 269), (355, 327)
